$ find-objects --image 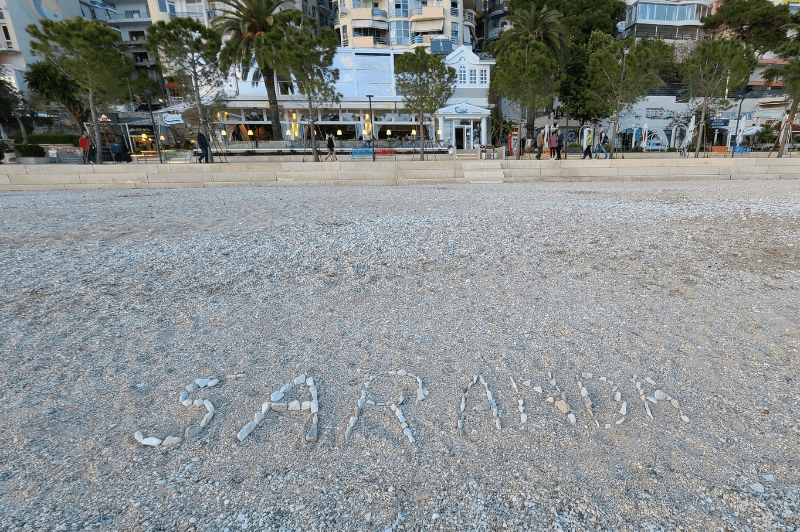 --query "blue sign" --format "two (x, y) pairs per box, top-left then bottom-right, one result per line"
(454, 106), (470, 114)
(710, 119), (729, 127)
